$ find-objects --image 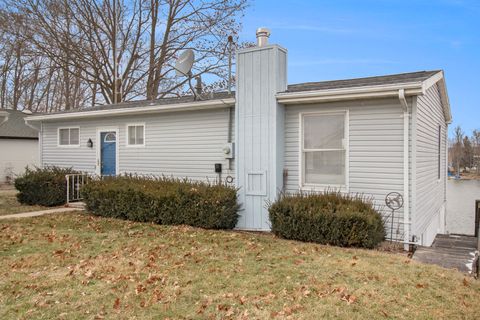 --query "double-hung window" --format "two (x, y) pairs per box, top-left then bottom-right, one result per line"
(301, 112), (347, 188)
(58, 127), (80, 146)
(127, 124), (145, 146)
